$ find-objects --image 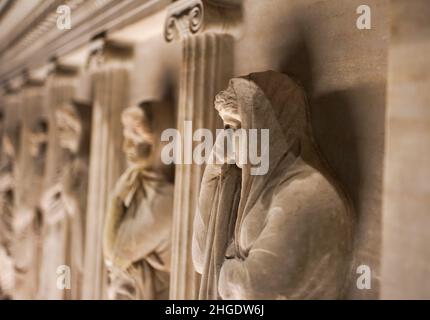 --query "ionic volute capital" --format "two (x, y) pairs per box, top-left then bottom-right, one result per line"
(164, 0), (241, 42)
